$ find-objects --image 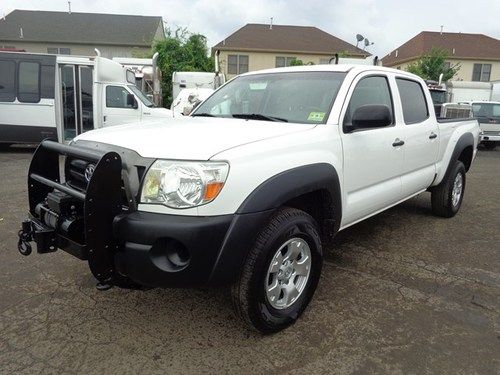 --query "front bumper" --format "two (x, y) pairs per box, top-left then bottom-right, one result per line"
(19, 140), (274, 288)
